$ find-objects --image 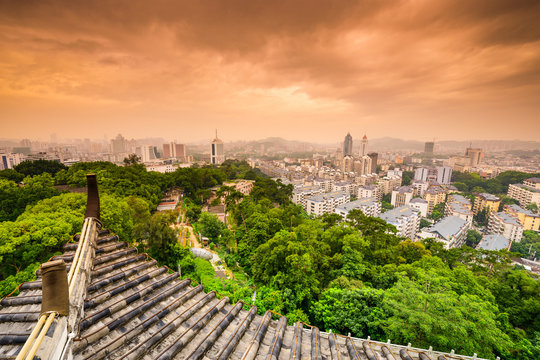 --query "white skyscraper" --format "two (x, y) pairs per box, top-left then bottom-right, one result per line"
(361, 134), (368, 156)
(211, 130), (225, 165)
